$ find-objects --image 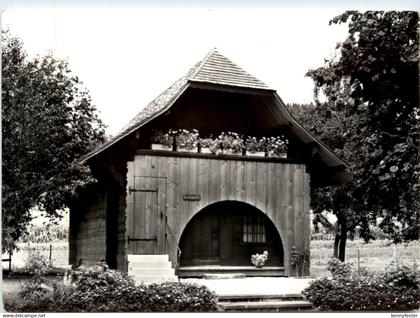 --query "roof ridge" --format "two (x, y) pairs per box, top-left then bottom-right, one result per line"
(188, 48), (218, 79)
(188, 49), (272, 90)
